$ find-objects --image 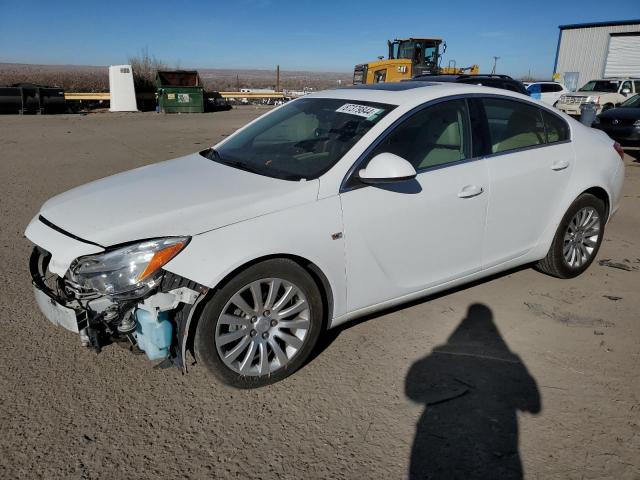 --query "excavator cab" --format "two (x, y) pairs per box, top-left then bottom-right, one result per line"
(388, 38), (444, 77)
